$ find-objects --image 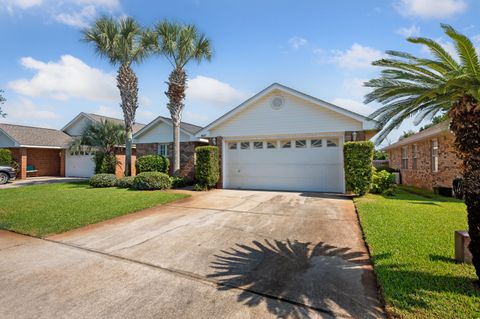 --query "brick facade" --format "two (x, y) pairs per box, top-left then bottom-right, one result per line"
(388, 132), (462, 190)
(136, 141), (208, 180)
(10, 147), (64, 178)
